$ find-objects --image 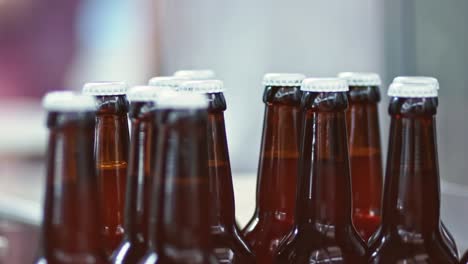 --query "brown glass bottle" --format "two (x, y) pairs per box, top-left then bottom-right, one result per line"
(392, 76), (458, 257)
(111, 90), (158, 263)
(179, 80), (255, 264)
(35, 93), (108, 264)
(242, 74), (304, 264)
(368, 84), (458, 263)
(346, 84), (383, 241)
(85, 84), (131, 256)
(139, 92), (218, 264)
(275, 79), (367, 264)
